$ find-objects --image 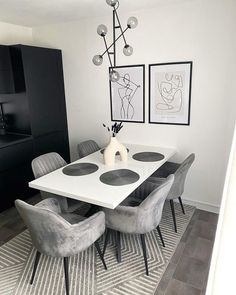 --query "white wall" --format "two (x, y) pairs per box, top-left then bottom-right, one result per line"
(0, 21), (32, 44)
(32, 0), (236, 211)
(206, 122), (236, 294)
